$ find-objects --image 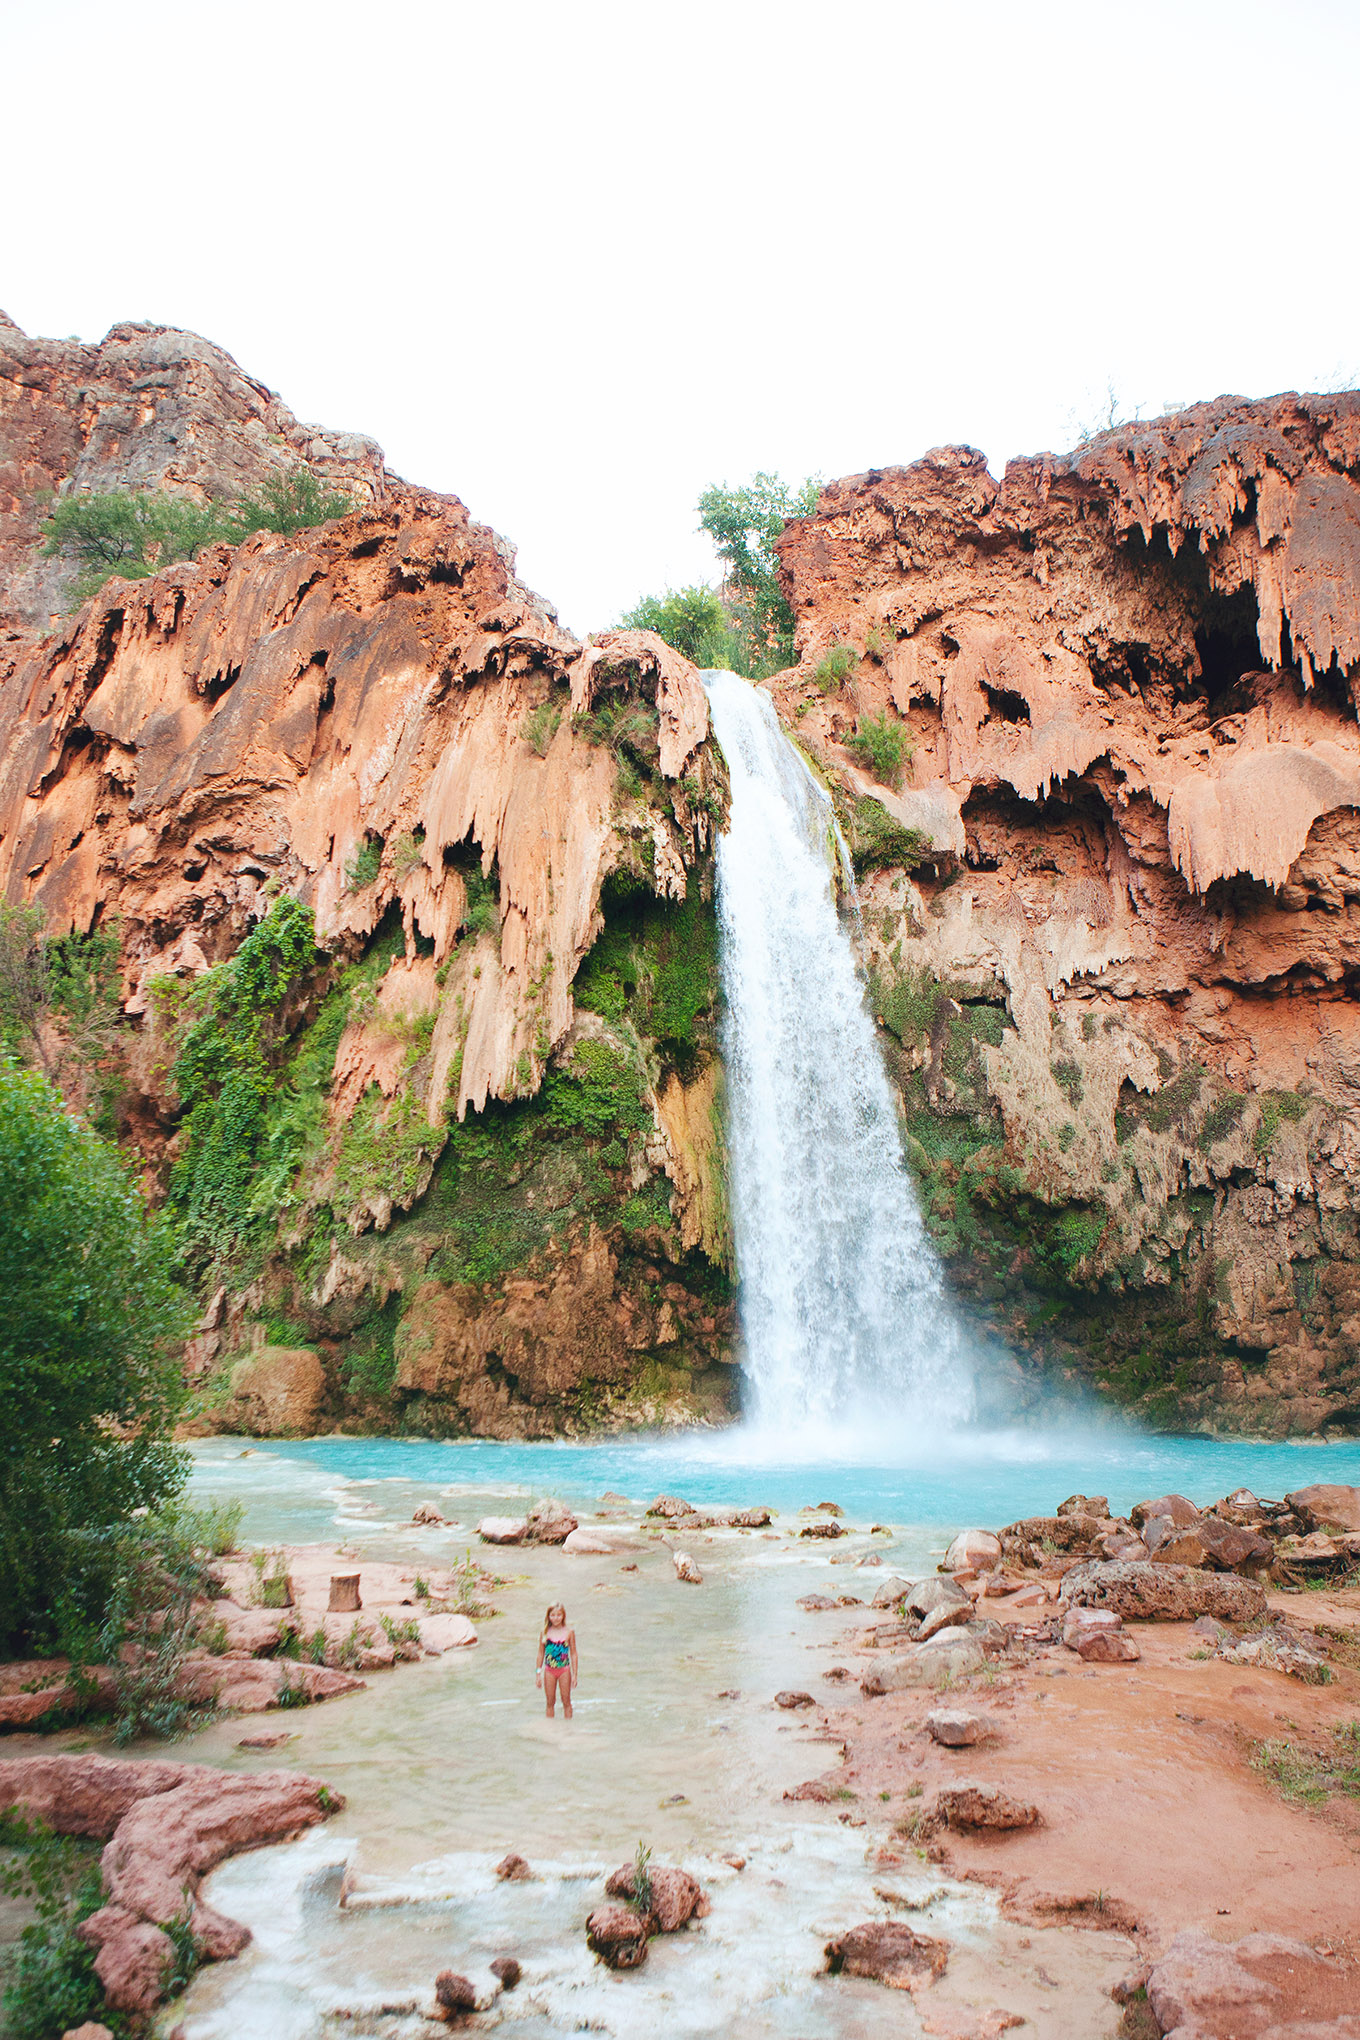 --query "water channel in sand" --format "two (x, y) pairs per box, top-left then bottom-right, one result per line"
(152, 1431), (1360, 2037)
